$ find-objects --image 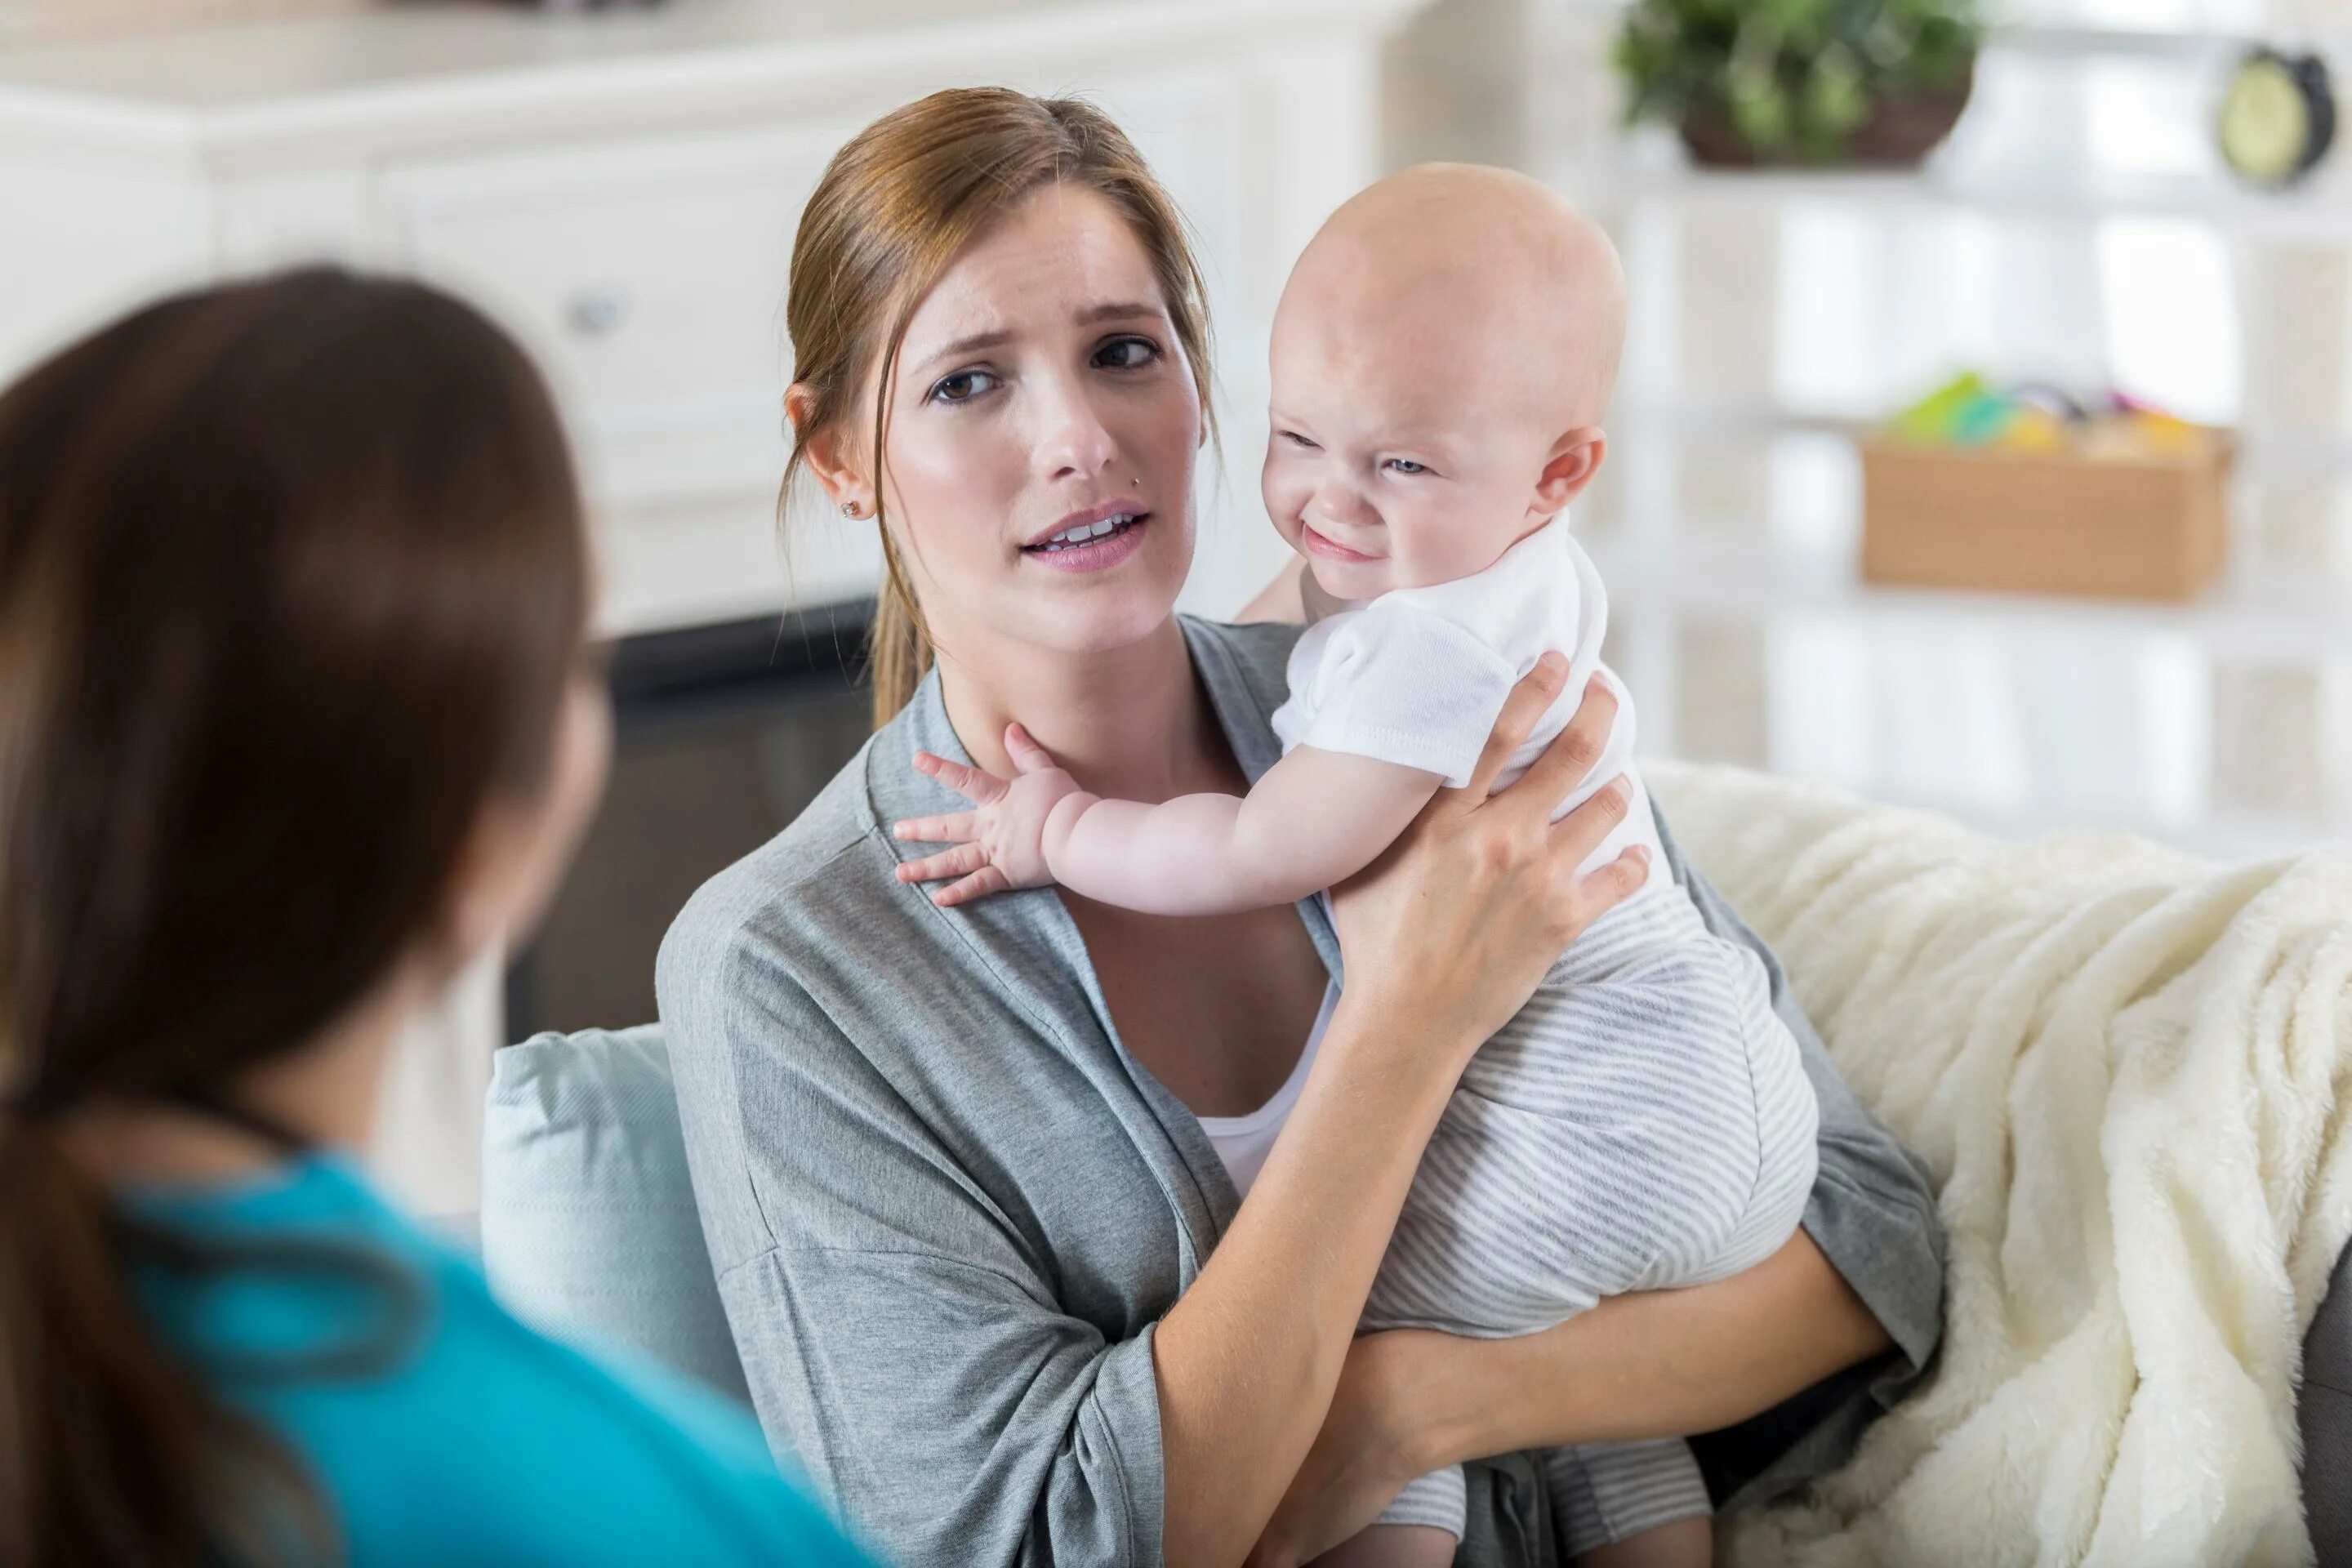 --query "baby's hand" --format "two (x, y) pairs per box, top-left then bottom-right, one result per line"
(893, 724), (1090, 906)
